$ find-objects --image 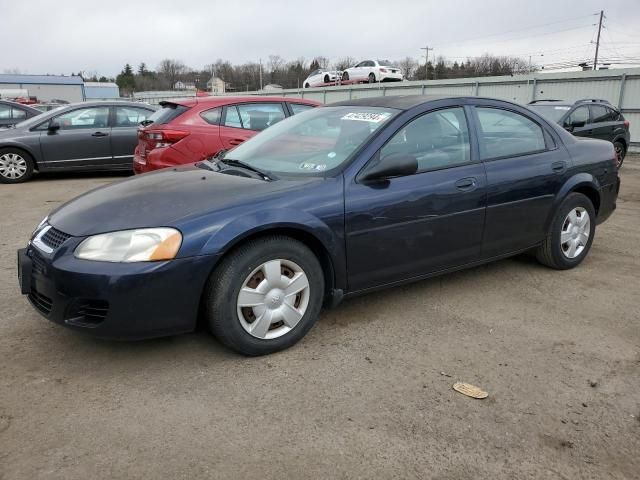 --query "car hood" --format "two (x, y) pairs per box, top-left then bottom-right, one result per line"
(48, 165), (317, 237)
